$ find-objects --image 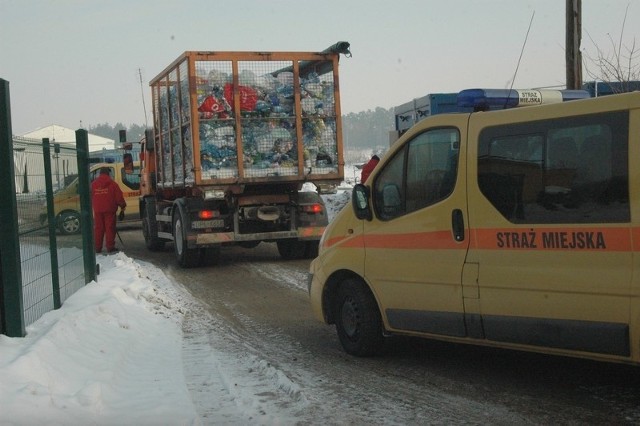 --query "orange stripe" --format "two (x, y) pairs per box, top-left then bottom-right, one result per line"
(324, 234), (364, 249)
(324, 231), (458, 250)
(364, 230), (459, 250)
(324, 226), (640, 253)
